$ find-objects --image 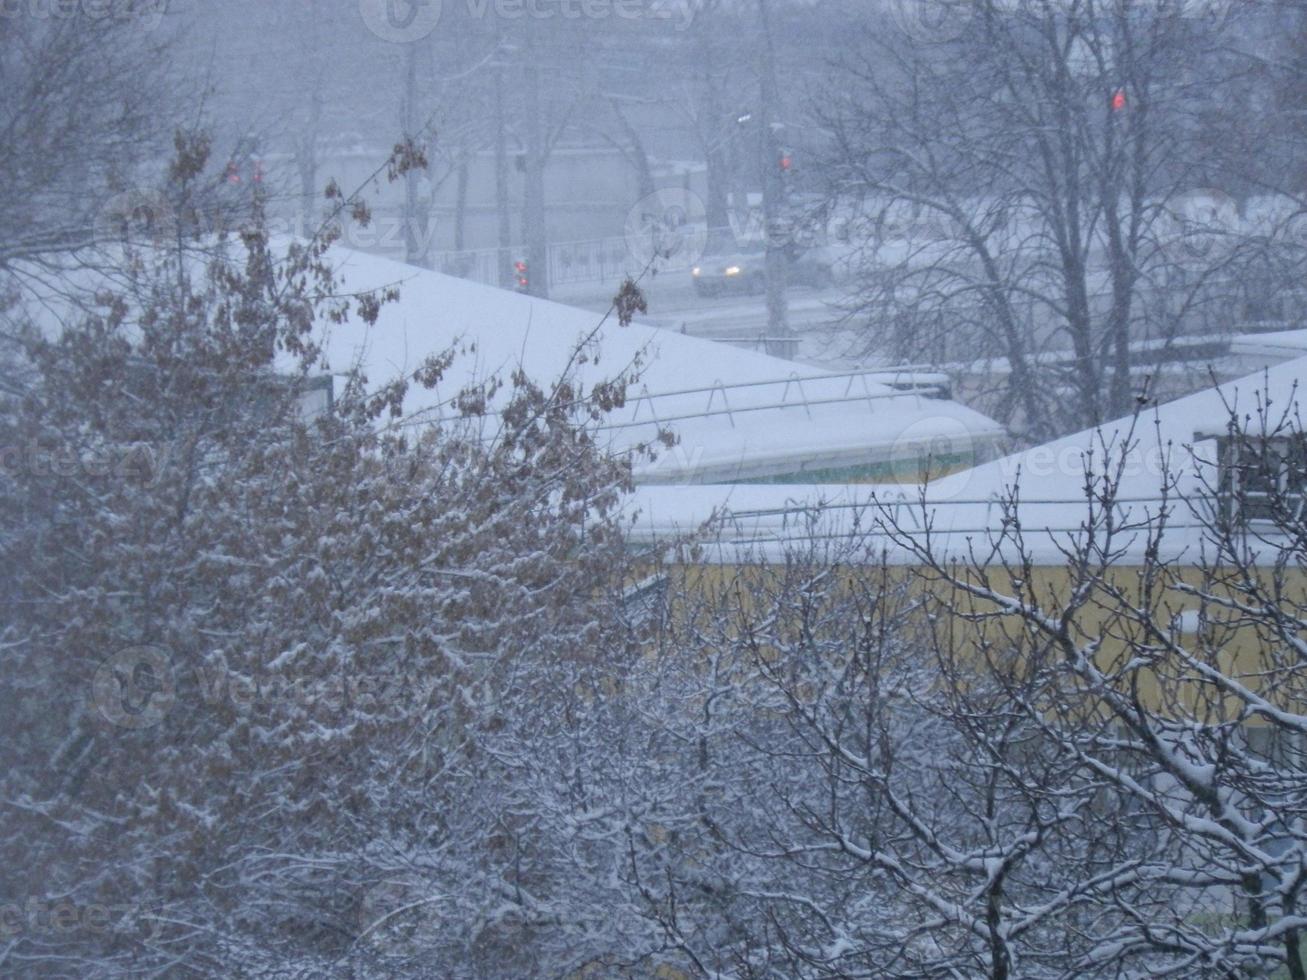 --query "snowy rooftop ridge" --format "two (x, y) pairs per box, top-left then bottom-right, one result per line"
(310, 246), (1006, 484)
(626, 356), (1307, 563)
(5, 240), (1007, 485)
